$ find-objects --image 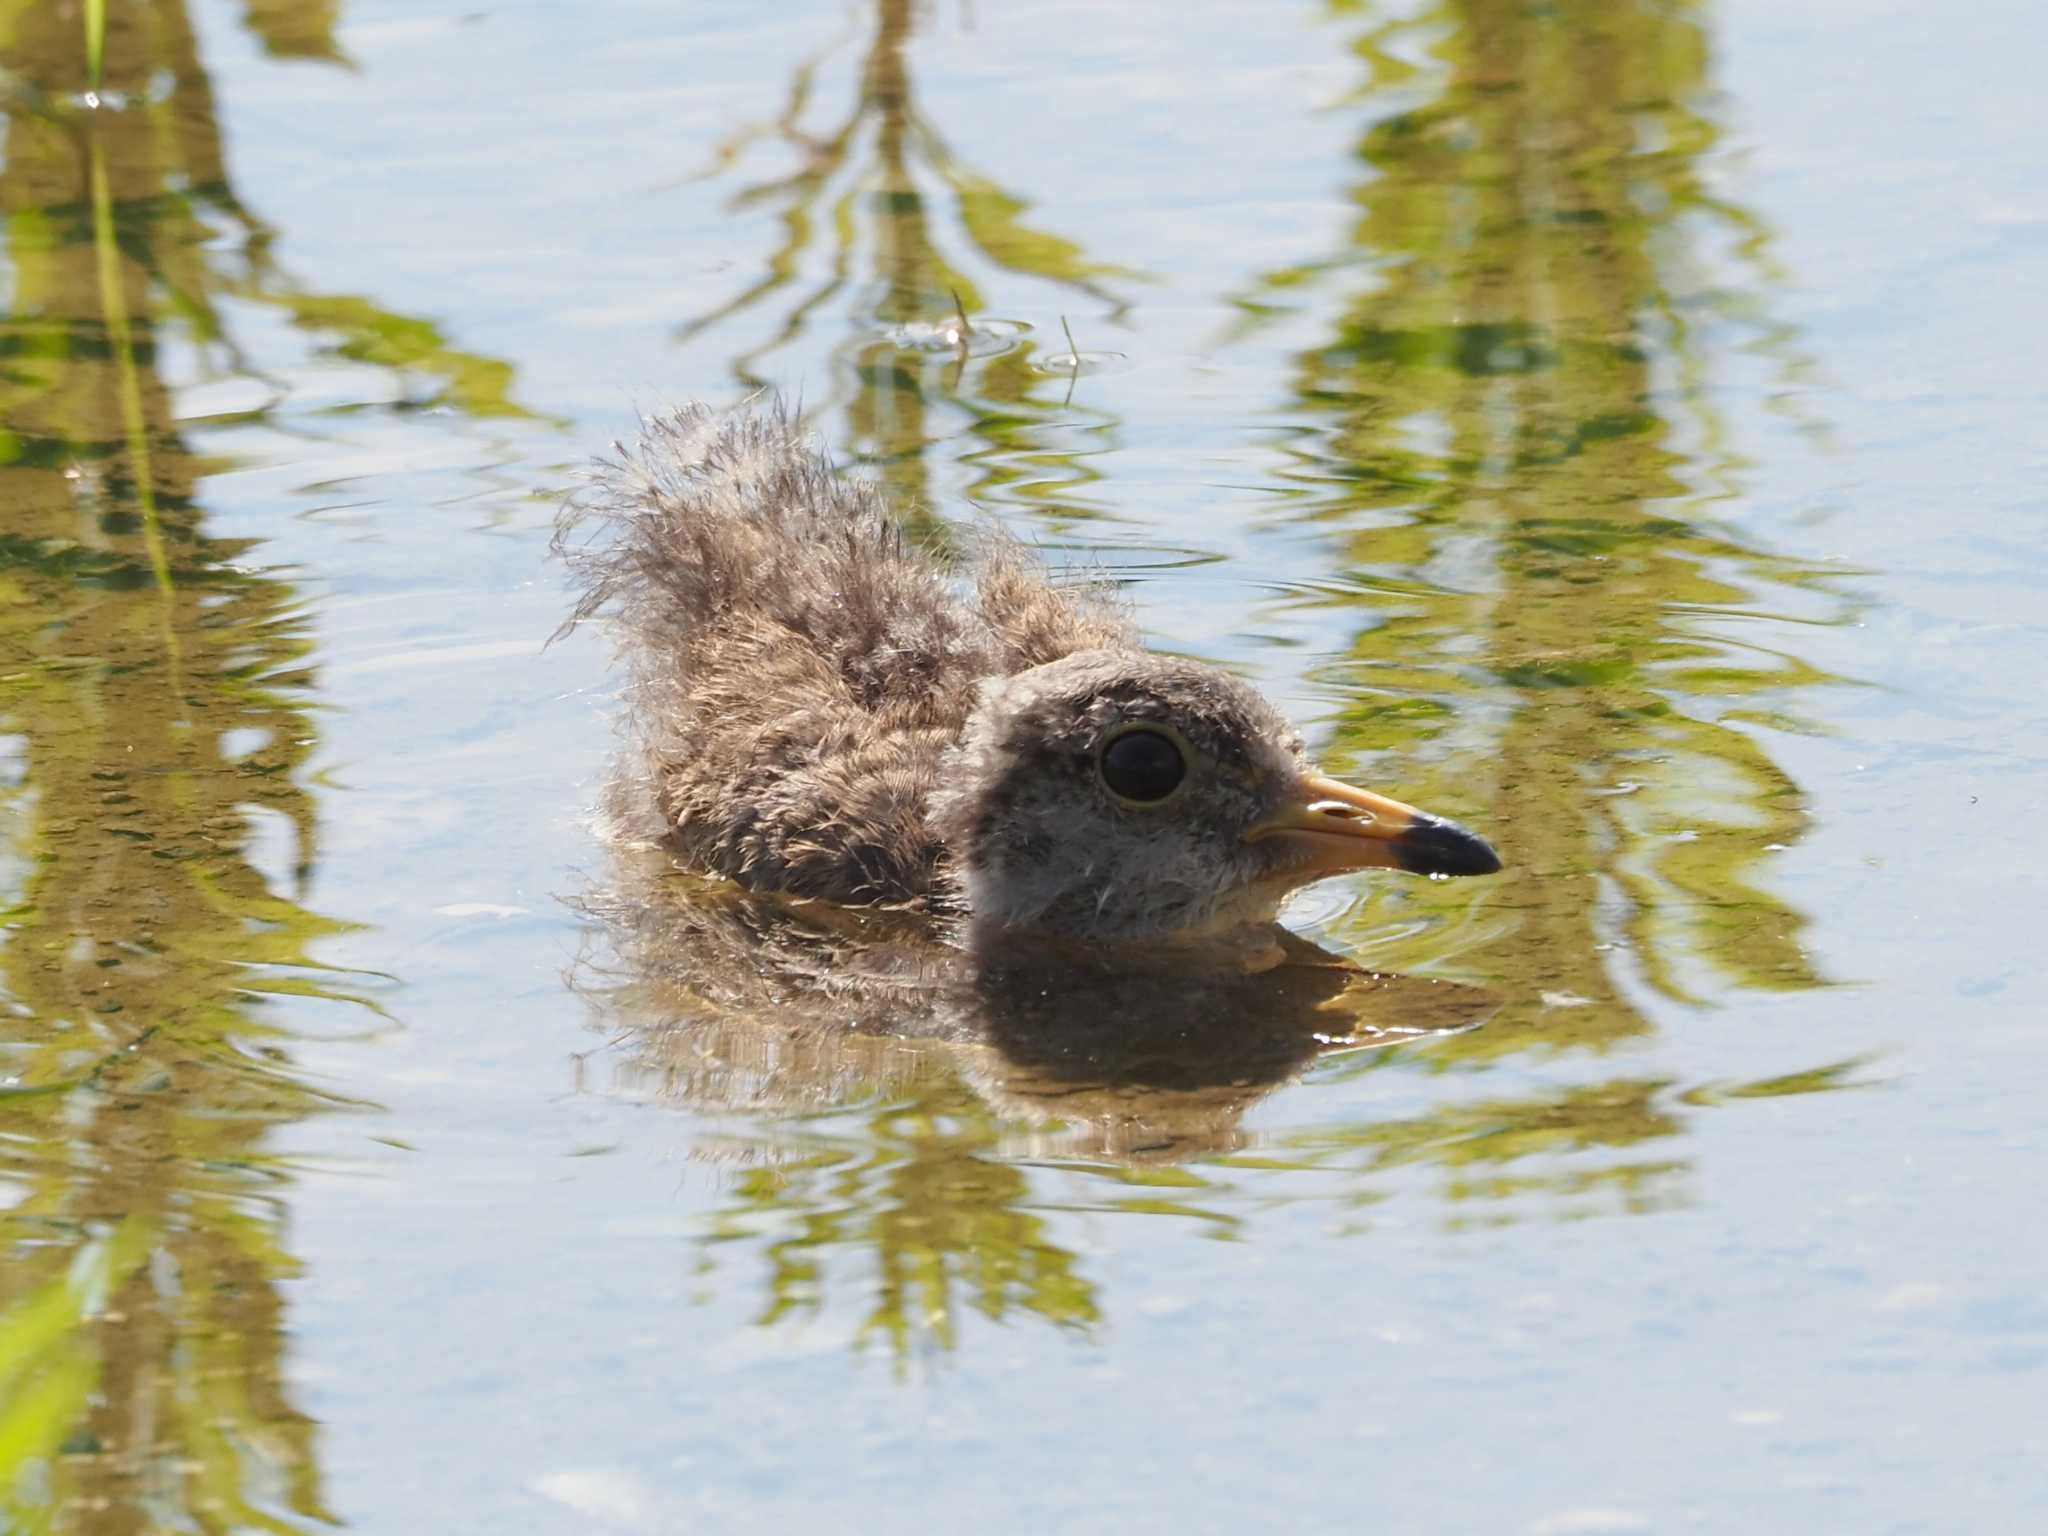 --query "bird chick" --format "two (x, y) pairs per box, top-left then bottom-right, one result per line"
(557, 400), (1499, 950)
